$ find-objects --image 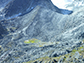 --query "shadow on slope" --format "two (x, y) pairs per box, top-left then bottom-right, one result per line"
(1, 0), (73, 19)
(0, 23), (8, 39)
